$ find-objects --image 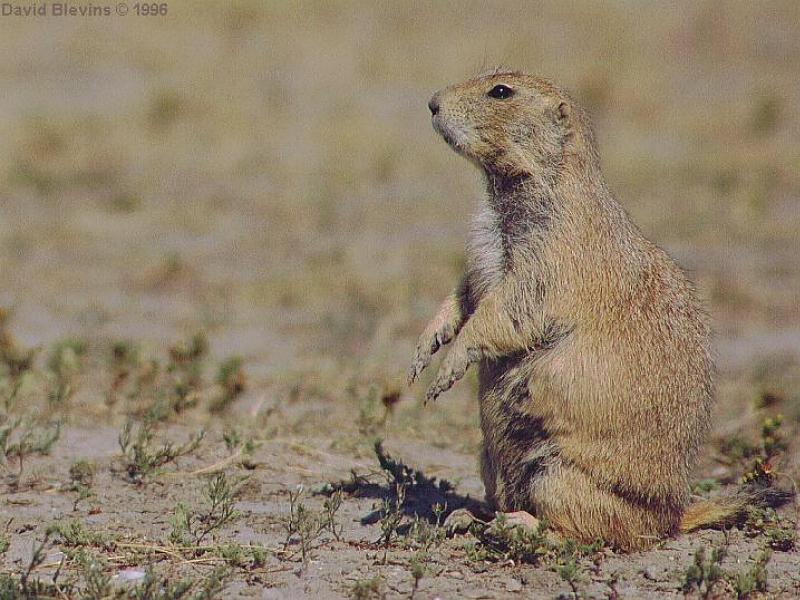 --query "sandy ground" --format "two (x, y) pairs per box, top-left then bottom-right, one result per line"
(1, 1), (800, 598)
